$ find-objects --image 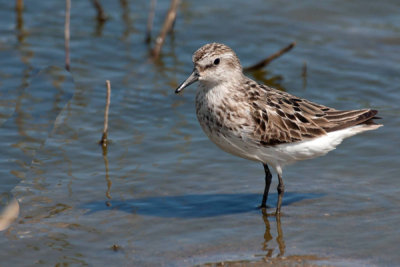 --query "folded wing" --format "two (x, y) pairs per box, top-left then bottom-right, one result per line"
(248, 86), (381, 146)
